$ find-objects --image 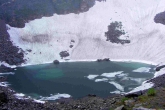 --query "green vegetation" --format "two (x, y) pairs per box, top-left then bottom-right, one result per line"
(121, 97), (129, 103)
(147, 88), (156, 96)
(138, 95), (148, 102)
